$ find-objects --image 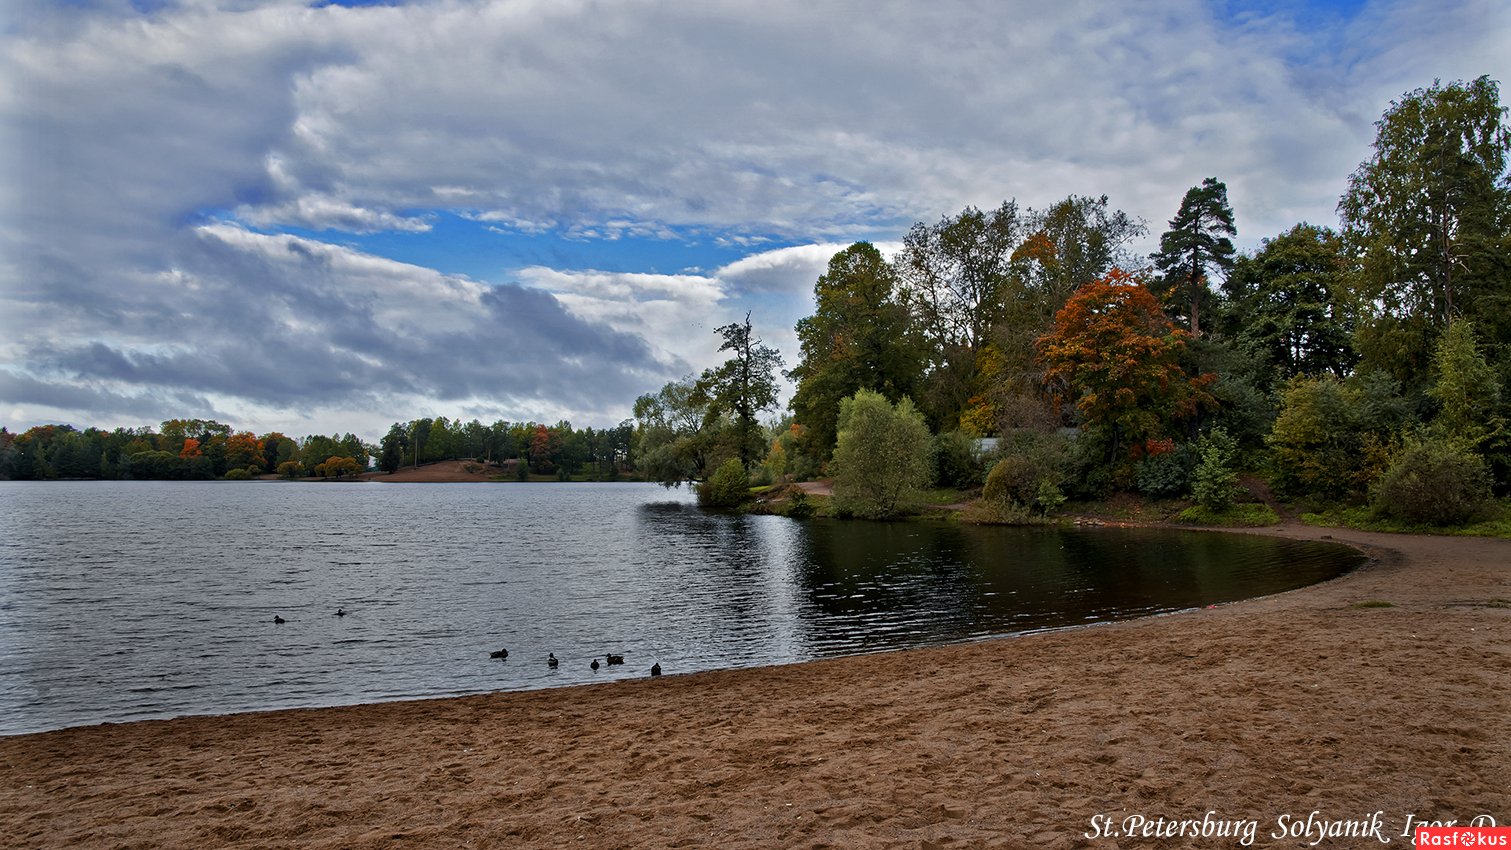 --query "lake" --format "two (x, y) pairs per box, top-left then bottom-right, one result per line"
(0, 480), (1363, 736)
